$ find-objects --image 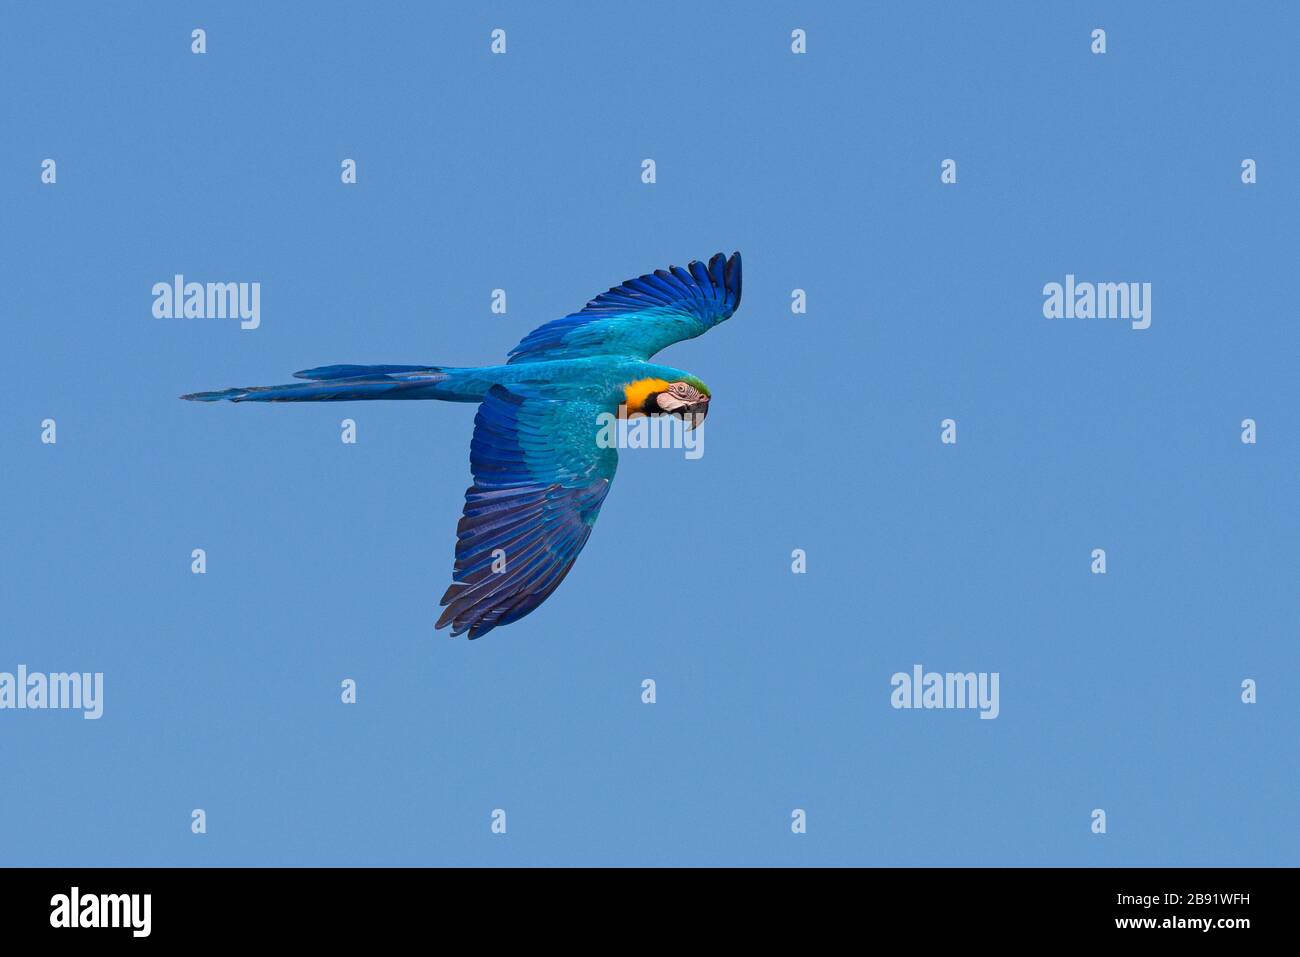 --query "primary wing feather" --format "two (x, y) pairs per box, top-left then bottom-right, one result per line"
(436, 384), (618, 639)
(507, 251), (741, 363)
